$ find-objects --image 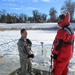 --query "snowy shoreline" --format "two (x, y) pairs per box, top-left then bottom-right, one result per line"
(0, 23), (75, 31)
